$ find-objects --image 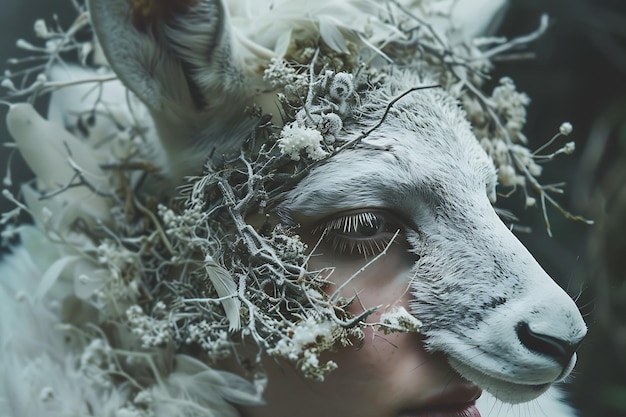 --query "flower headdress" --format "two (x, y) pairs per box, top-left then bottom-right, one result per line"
(0, 1), (589, 416)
